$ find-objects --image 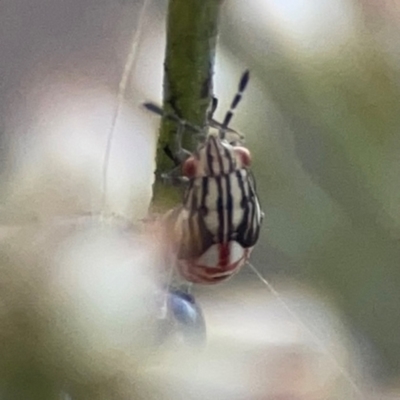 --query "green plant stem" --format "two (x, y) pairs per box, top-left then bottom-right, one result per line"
(152, 0), (222, 211)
